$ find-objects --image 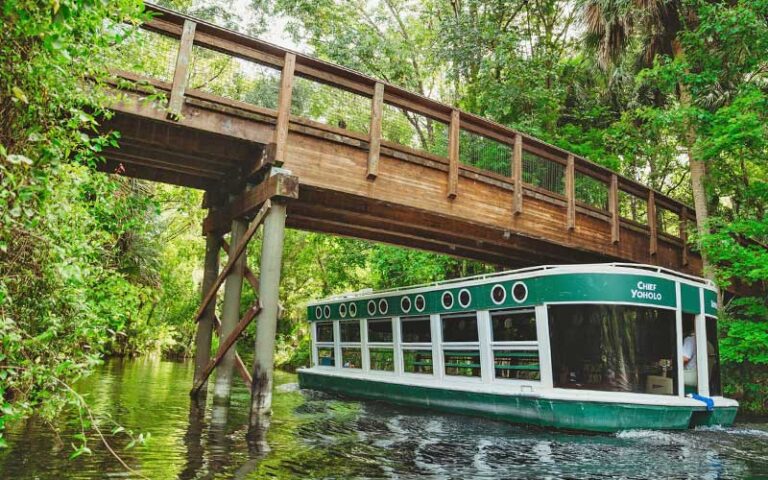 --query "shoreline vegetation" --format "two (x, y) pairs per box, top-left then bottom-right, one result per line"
(1, 0), (766, 455)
